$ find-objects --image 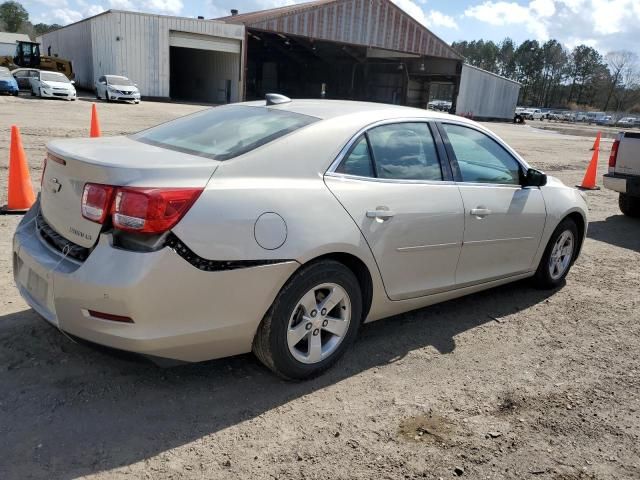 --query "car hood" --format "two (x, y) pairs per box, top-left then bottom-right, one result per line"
(110, 84), (138, 91)
(44, 80), (74, 89)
